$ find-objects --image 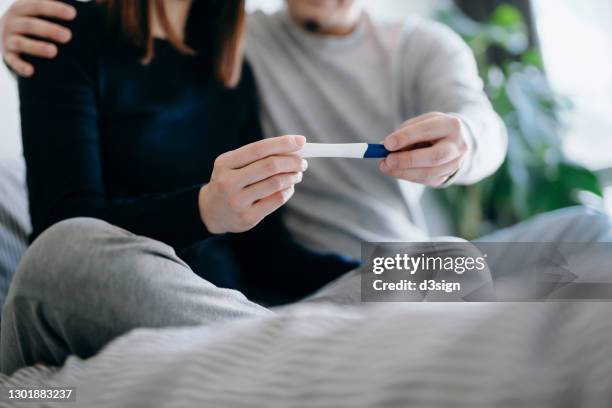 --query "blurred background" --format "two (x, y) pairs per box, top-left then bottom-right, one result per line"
(1, 0), (611, 238)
